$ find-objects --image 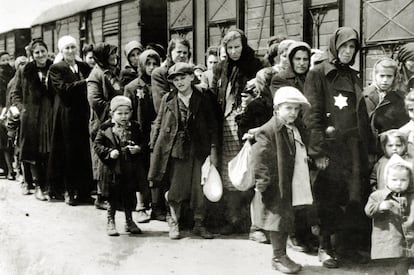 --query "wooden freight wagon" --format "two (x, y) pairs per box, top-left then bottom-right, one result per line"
(0, 28), (31, 59)
(31, 0), (167, 67)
